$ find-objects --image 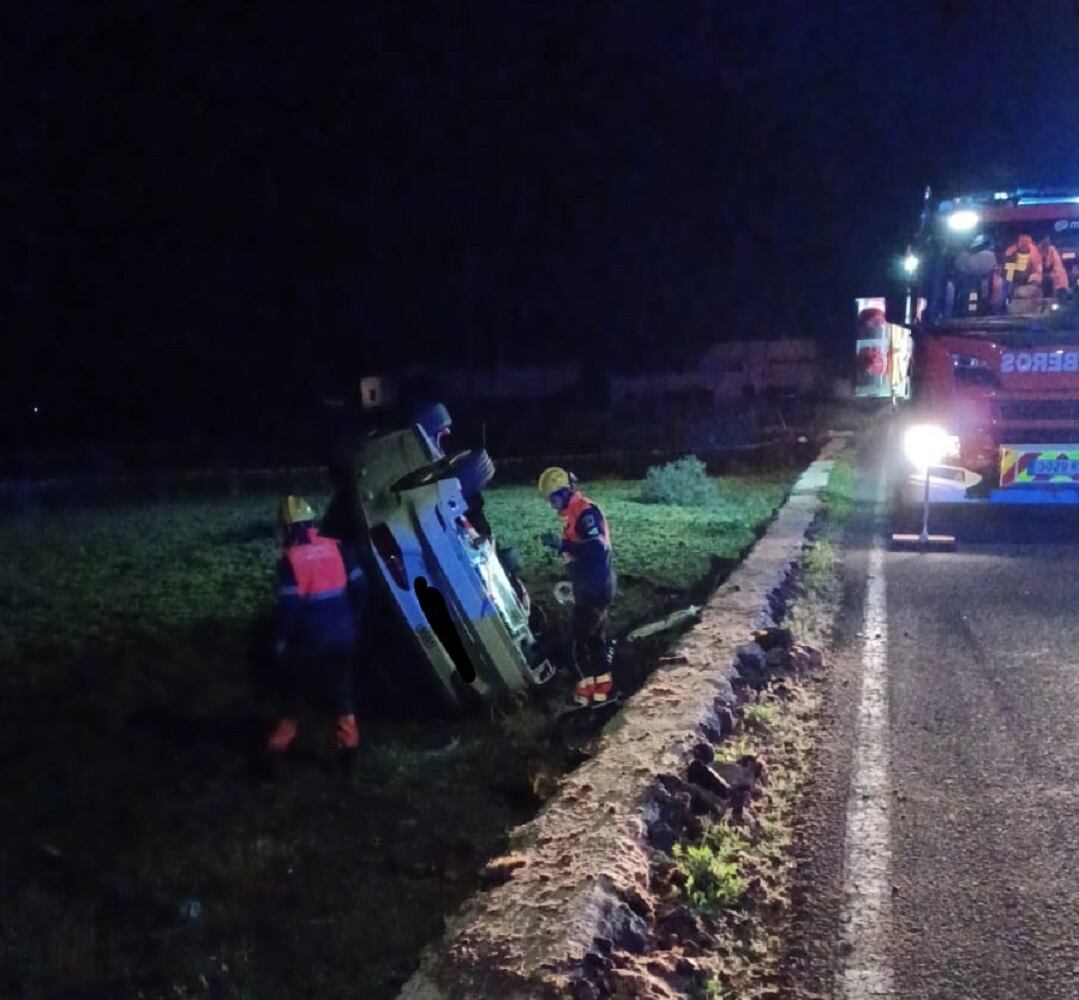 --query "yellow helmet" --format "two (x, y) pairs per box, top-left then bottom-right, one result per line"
(279, 495), (316, 528)
(537, 467), (573, 497)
